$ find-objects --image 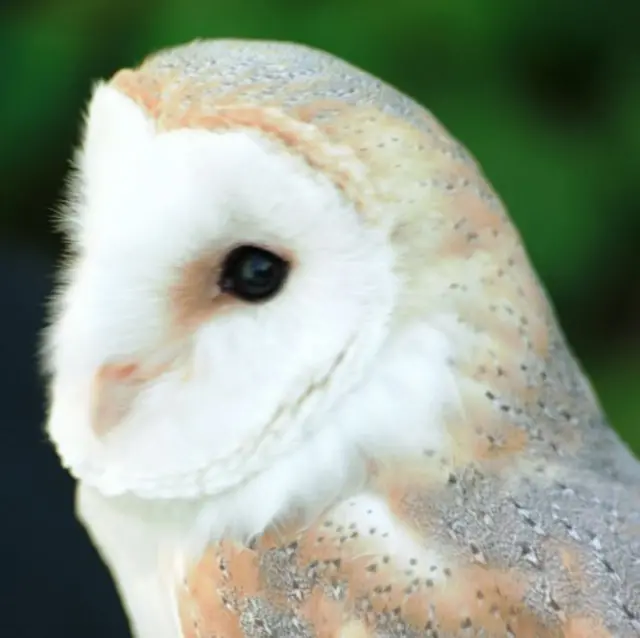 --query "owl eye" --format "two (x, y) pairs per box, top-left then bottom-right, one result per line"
(219, 245), (290, 302)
